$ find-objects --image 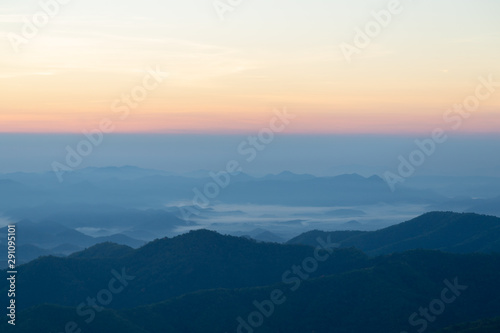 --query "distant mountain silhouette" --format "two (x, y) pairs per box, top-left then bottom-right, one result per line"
(338, 219), (364, 230)
(218, 173), (445, 206)
(234, 228), (285, 243)
(0, 243), (61, 269)
(0, 168), (448, 211)
(467, 195), (500, 216)
(293, 208), (367, 219)
(5, 204), (193, 240)
(404, 175), (500, 199)
(72, 165), (174, 180)
(0, 220), (144, 268)
(324, 208), (366, 217)
(288, 230), (366, 246)
(0, 220), (143, 249)
(69, 242), (134, 259)
(0, 179), (26, 190)
(261, 170), (316, 181)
